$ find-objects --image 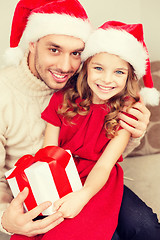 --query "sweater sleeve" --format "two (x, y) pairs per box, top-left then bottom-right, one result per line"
(41, 91), (63, 127)
(123, 135), (143, 158)
(0, 89), (15, 234)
